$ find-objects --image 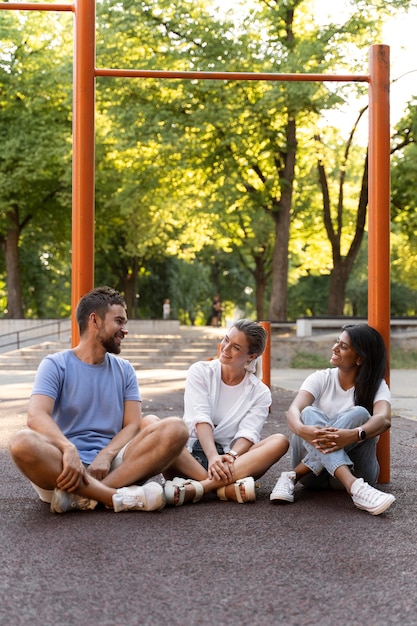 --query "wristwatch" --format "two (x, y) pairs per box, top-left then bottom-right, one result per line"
(227, 450), (239, 459)
(357, 427), (366, 441)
